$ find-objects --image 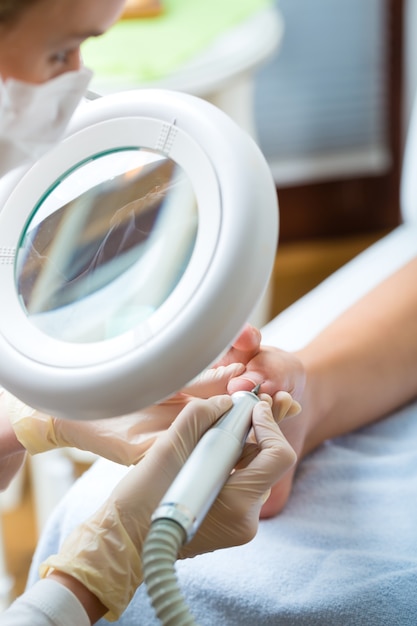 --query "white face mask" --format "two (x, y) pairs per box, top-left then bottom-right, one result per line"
(0, 66), (92, 177)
